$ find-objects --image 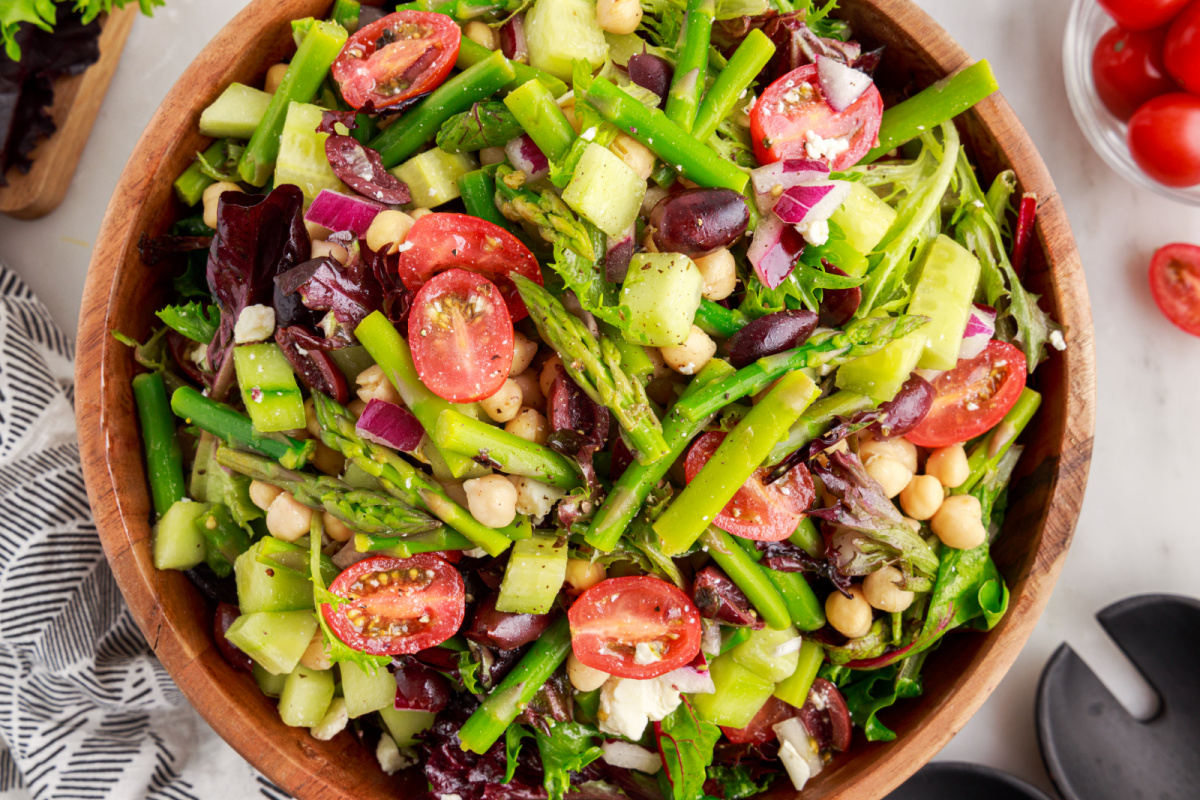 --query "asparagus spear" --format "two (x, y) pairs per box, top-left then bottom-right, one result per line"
(174, 139), (229, 207)
(354, 530), (476, 557)
(732, 536), (824, 631)
(699, 527), (791, 632)
(132, 373), (186, 520)
(458, 170), (517, 233)
(955, 387), (1042, 496)
(694, 298), (750, 339)
(432, 409), (583, 490)
(171, 386), (315, 470)
(503, 79), (577, 162)
(692, 29), (775, 143)
(493, 165), (595, 260)
(512, 275), (669, 464)
(766, 390), (876, 463)
(455, 37), (569, 97)
(664, 0), (715, 132)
